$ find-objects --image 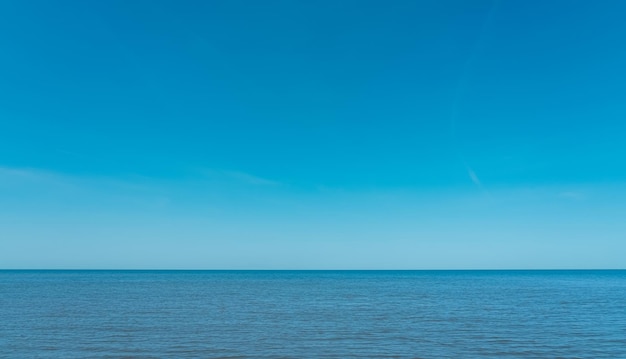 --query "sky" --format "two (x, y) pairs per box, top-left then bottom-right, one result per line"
(1, 0), (625, 269)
